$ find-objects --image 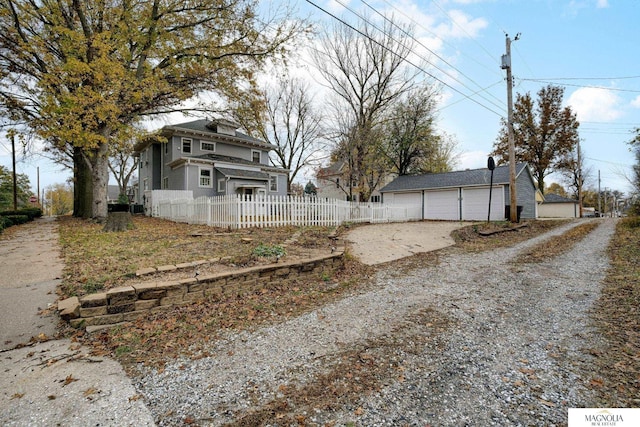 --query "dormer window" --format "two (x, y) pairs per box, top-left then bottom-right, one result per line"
(252, 150), (261, 163)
